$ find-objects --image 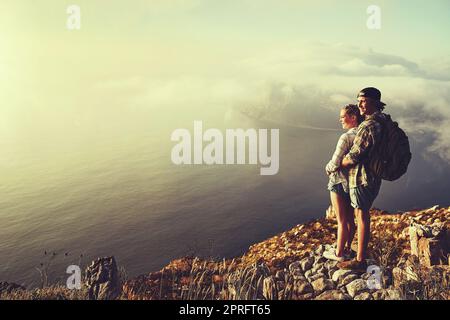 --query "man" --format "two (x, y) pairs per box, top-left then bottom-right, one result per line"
(337, 87), (386, 271)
